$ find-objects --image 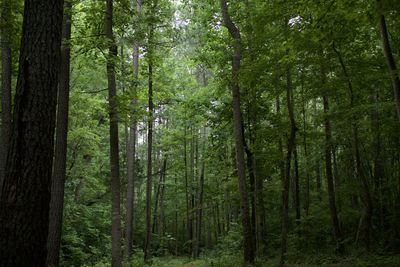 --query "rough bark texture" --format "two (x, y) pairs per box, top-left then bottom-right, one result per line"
(126, 0), (142, 258)
(220, 0), (255, 264)
(46, 1), (72, 266)
(0, 0), (12, 190)
(378, 12), (400, 122)
(0, 0), (64, 266)
(105, 0), (122, 266)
